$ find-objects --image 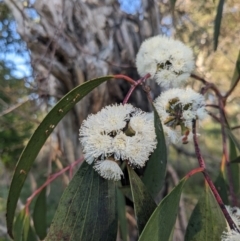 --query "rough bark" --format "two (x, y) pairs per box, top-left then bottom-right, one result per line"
(5, 0), (163, 162)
